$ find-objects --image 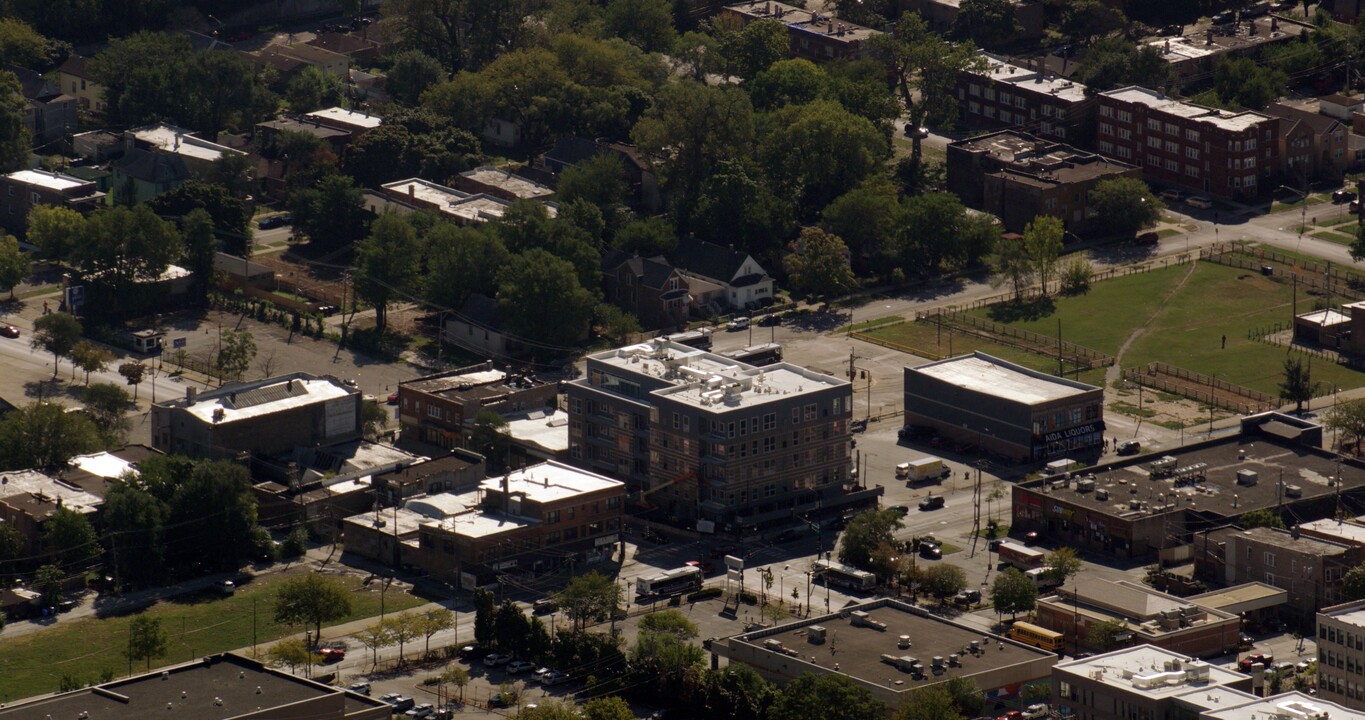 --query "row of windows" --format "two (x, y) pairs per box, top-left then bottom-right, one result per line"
(1322, 624), (1365, 651)
(1321, 673), (1365, 701)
